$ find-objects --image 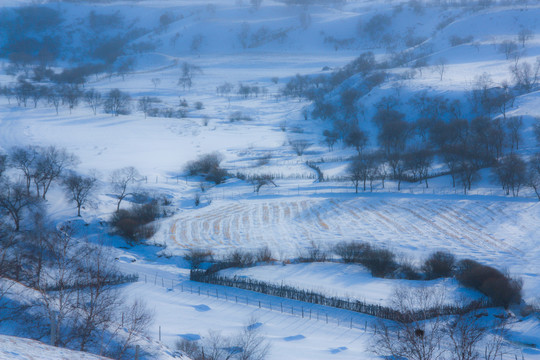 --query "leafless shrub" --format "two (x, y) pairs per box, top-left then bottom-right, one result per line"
(422, 251), (456, 279)
(229, 111), (253, 122)
(185, 153), (223, 175)
(110, 201), (161, 244)
(455, 259), (522, 308)
(255, 246), (273, 263)
(289, 139), (311, 156)
(333, 241), (370, 263)
(362, 247), (398, 277)
(373, 286), (447, 360)
(185, 249), (214, 269)
(224, 249), (256, 268)
(298, 241), (328, 262)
